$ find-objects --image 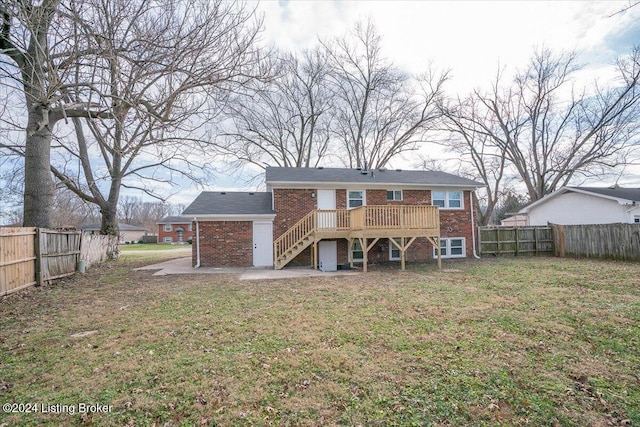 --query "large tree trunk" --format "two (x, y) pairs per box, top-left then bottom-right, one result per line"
(100, 174), (122, 236)
(100, 203), (119, 237)
(22, 105), (54, 228)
